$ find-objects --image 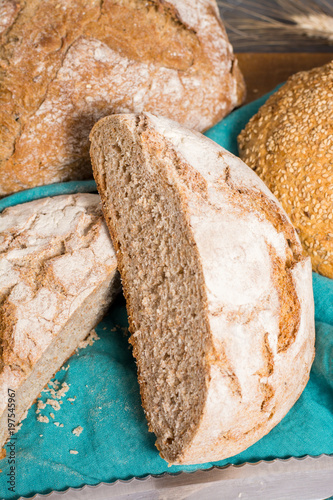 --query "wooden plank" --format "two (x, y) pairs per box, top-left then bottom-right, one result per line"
(236, 53), (333, 103)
